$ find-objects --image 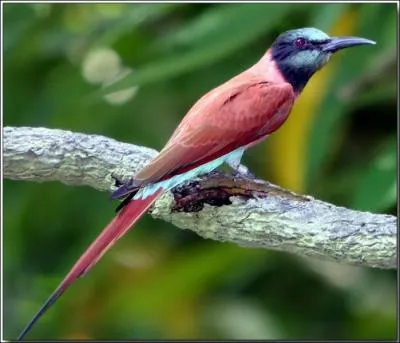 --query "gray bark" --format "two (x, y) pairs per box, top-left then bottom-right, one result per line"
(3, 126), (397, 269)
